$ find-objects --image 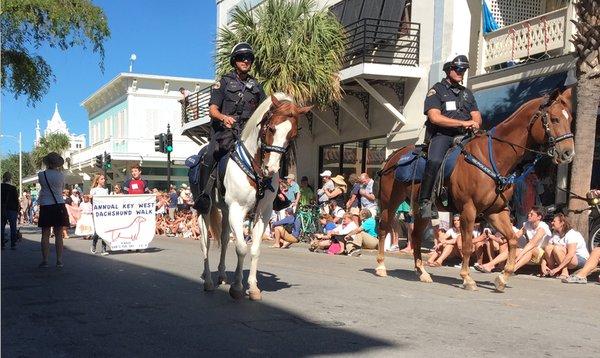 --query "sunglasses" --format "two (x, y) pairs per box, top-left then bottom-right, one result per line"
(234, 54), (254, 63)
(452, 67), (468, 74)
